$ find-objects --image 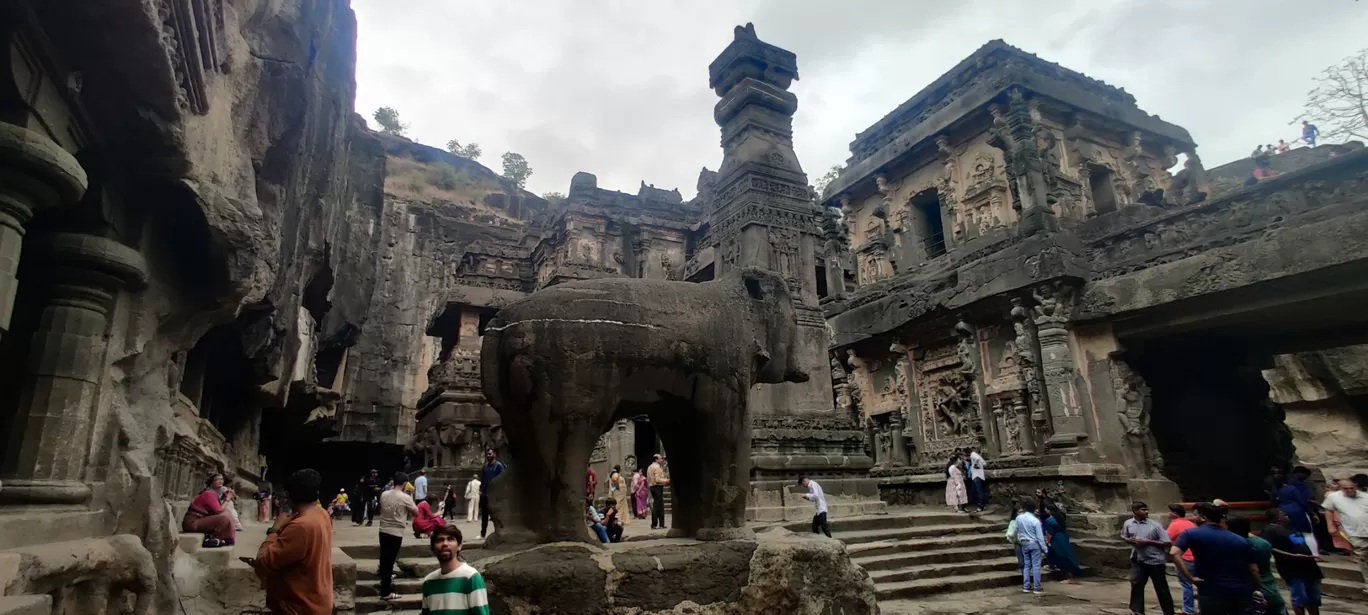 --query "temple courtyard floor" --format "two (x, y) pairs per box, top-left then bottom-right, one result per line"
(230, 511), (1368, 614)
